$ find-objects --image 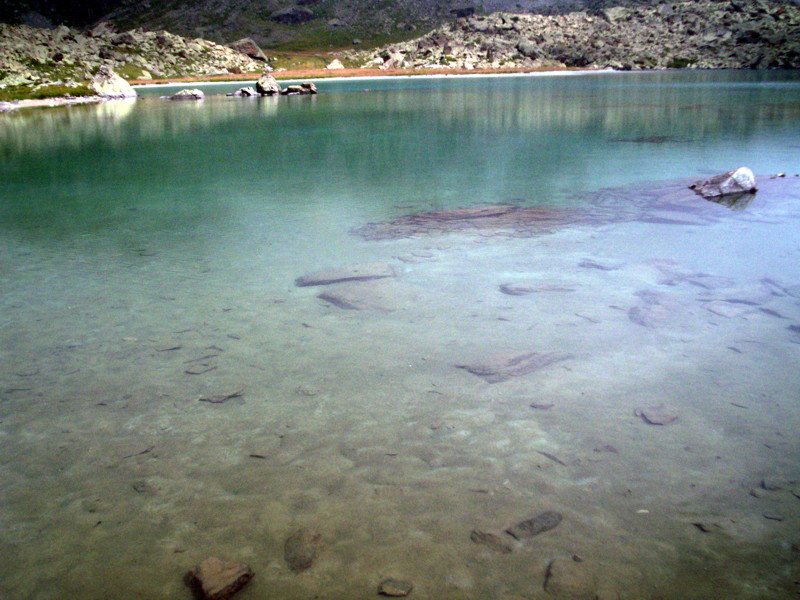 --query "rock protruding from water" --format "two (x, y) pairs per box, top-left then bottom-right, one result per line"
(256, 72), (282, 96)
(168, 88), (205, 100)
(295, 262), (395, 287)
(284, 528), (323, 572)
(456, 352), (572, 383)
(185, 556), (254, 600)
(90, 65), (137, 99)
(690, 167), (757, 199)
(506, 511), (563, 540)
(282, 82), (318, 95)
(227, 87), (259, 97)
